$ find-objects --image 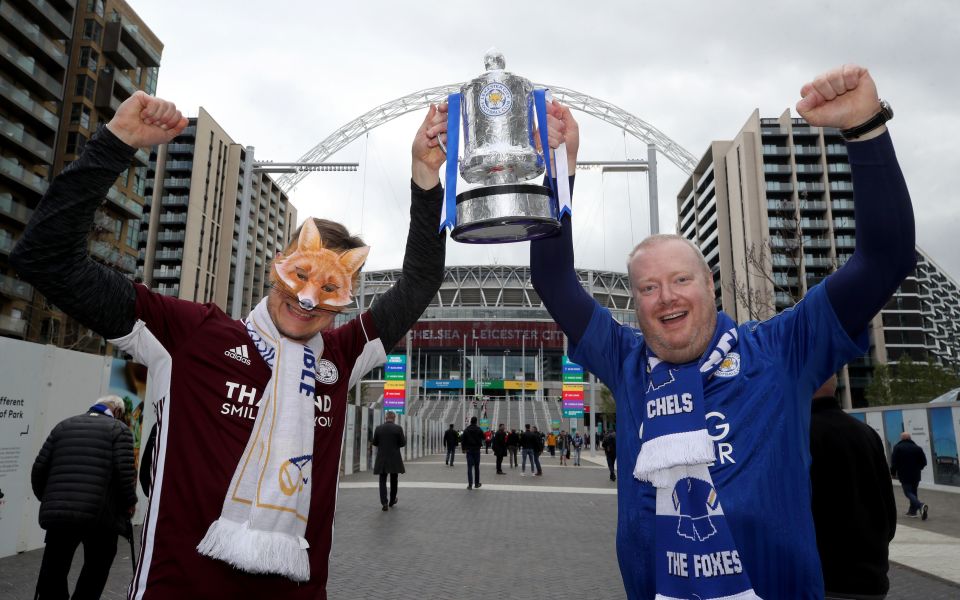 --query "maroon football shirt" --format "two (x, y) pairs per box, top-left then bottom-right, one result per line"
(118, 284), (384, 599)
